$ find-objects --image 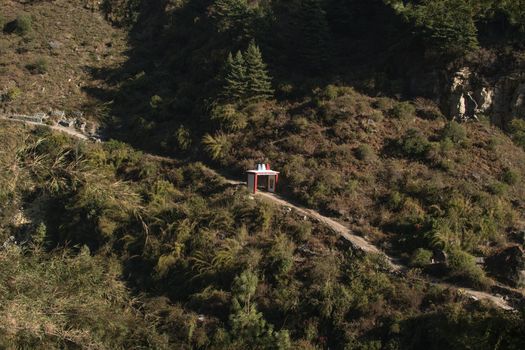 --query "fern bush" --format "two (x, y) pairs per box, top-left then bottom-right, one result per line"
(202, 132), (232, 160)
